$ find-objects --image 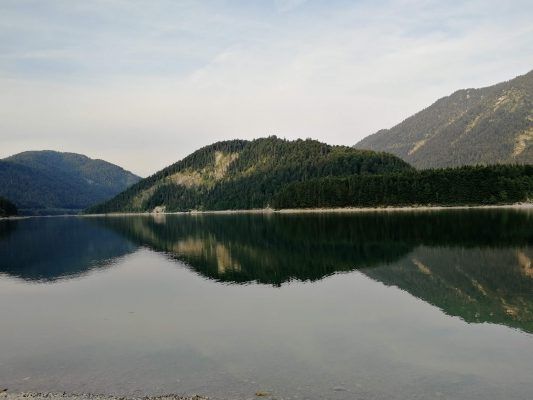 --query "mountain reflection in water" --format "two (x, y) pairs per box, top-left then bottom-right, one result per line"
(0, 210), (532, 333)
(0, 217), (137, 282)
